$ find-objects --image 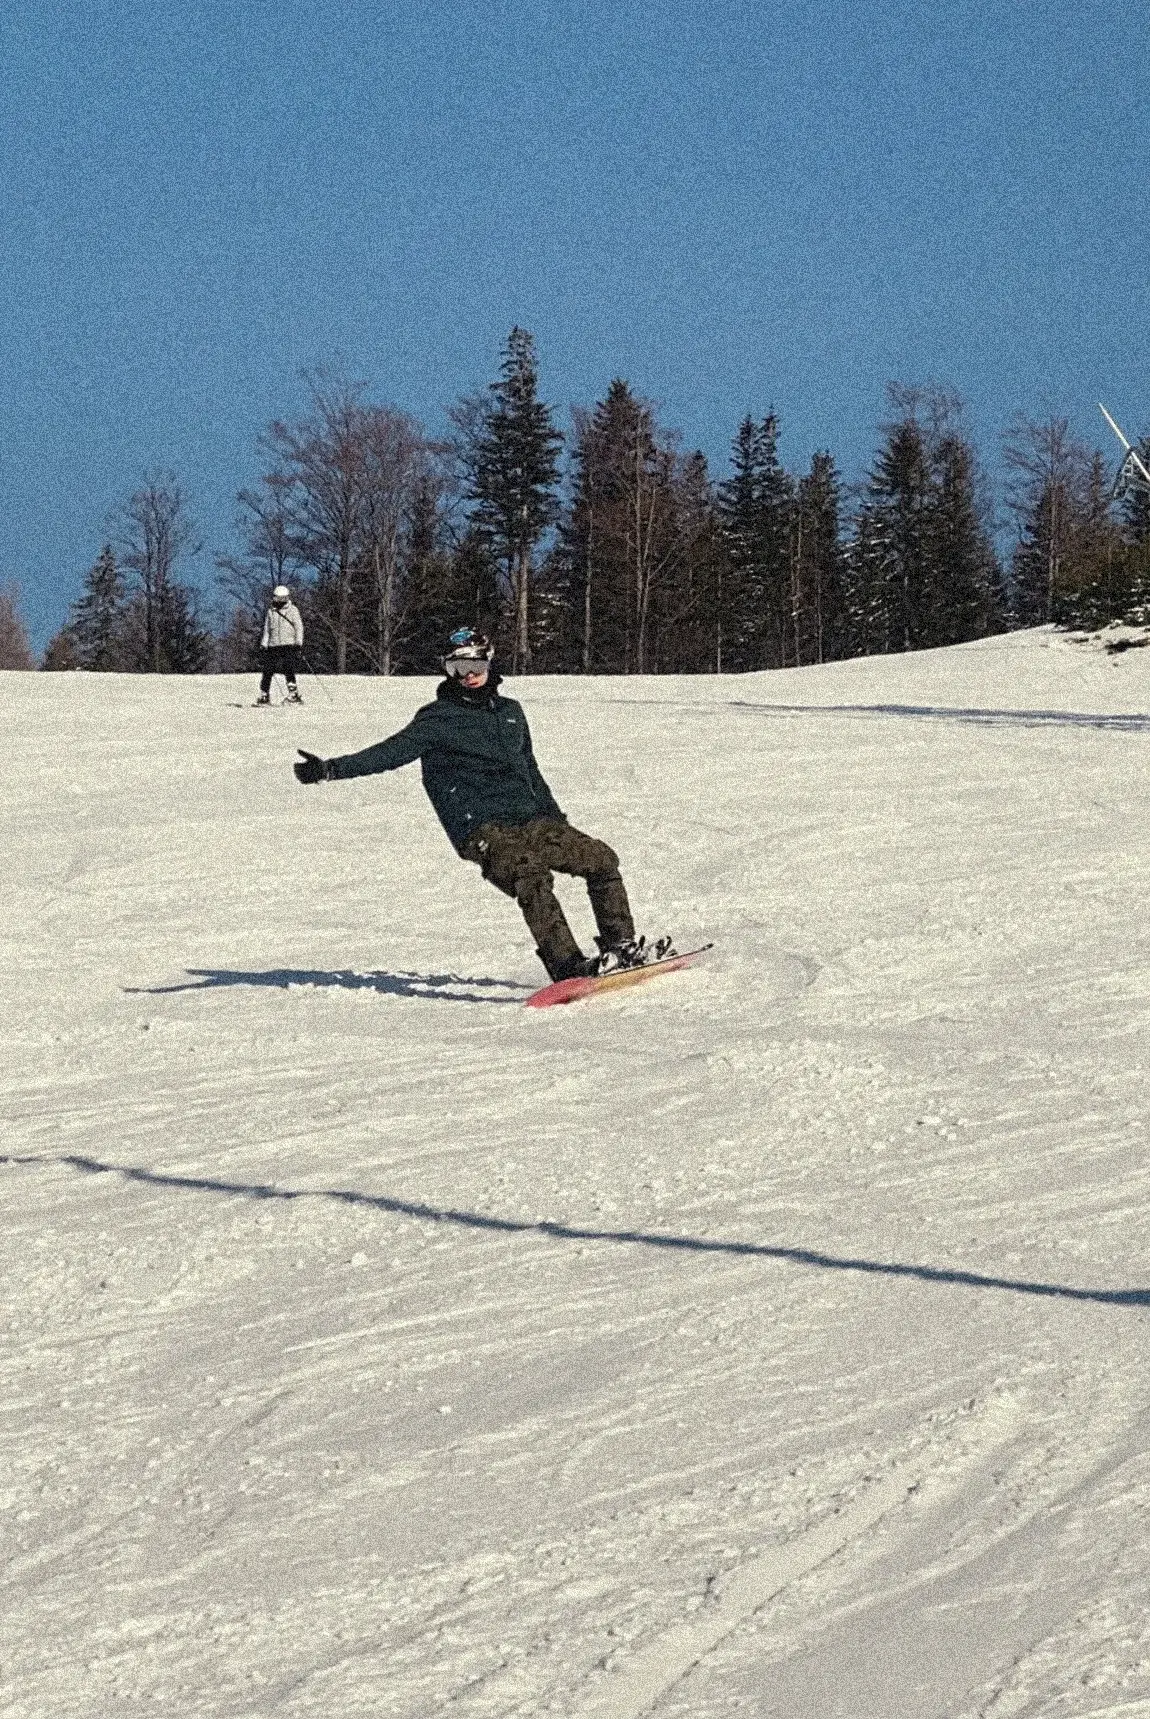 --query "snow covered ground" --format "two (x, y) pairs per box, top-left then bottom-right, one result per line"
(2, 627), (1149, 1718)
